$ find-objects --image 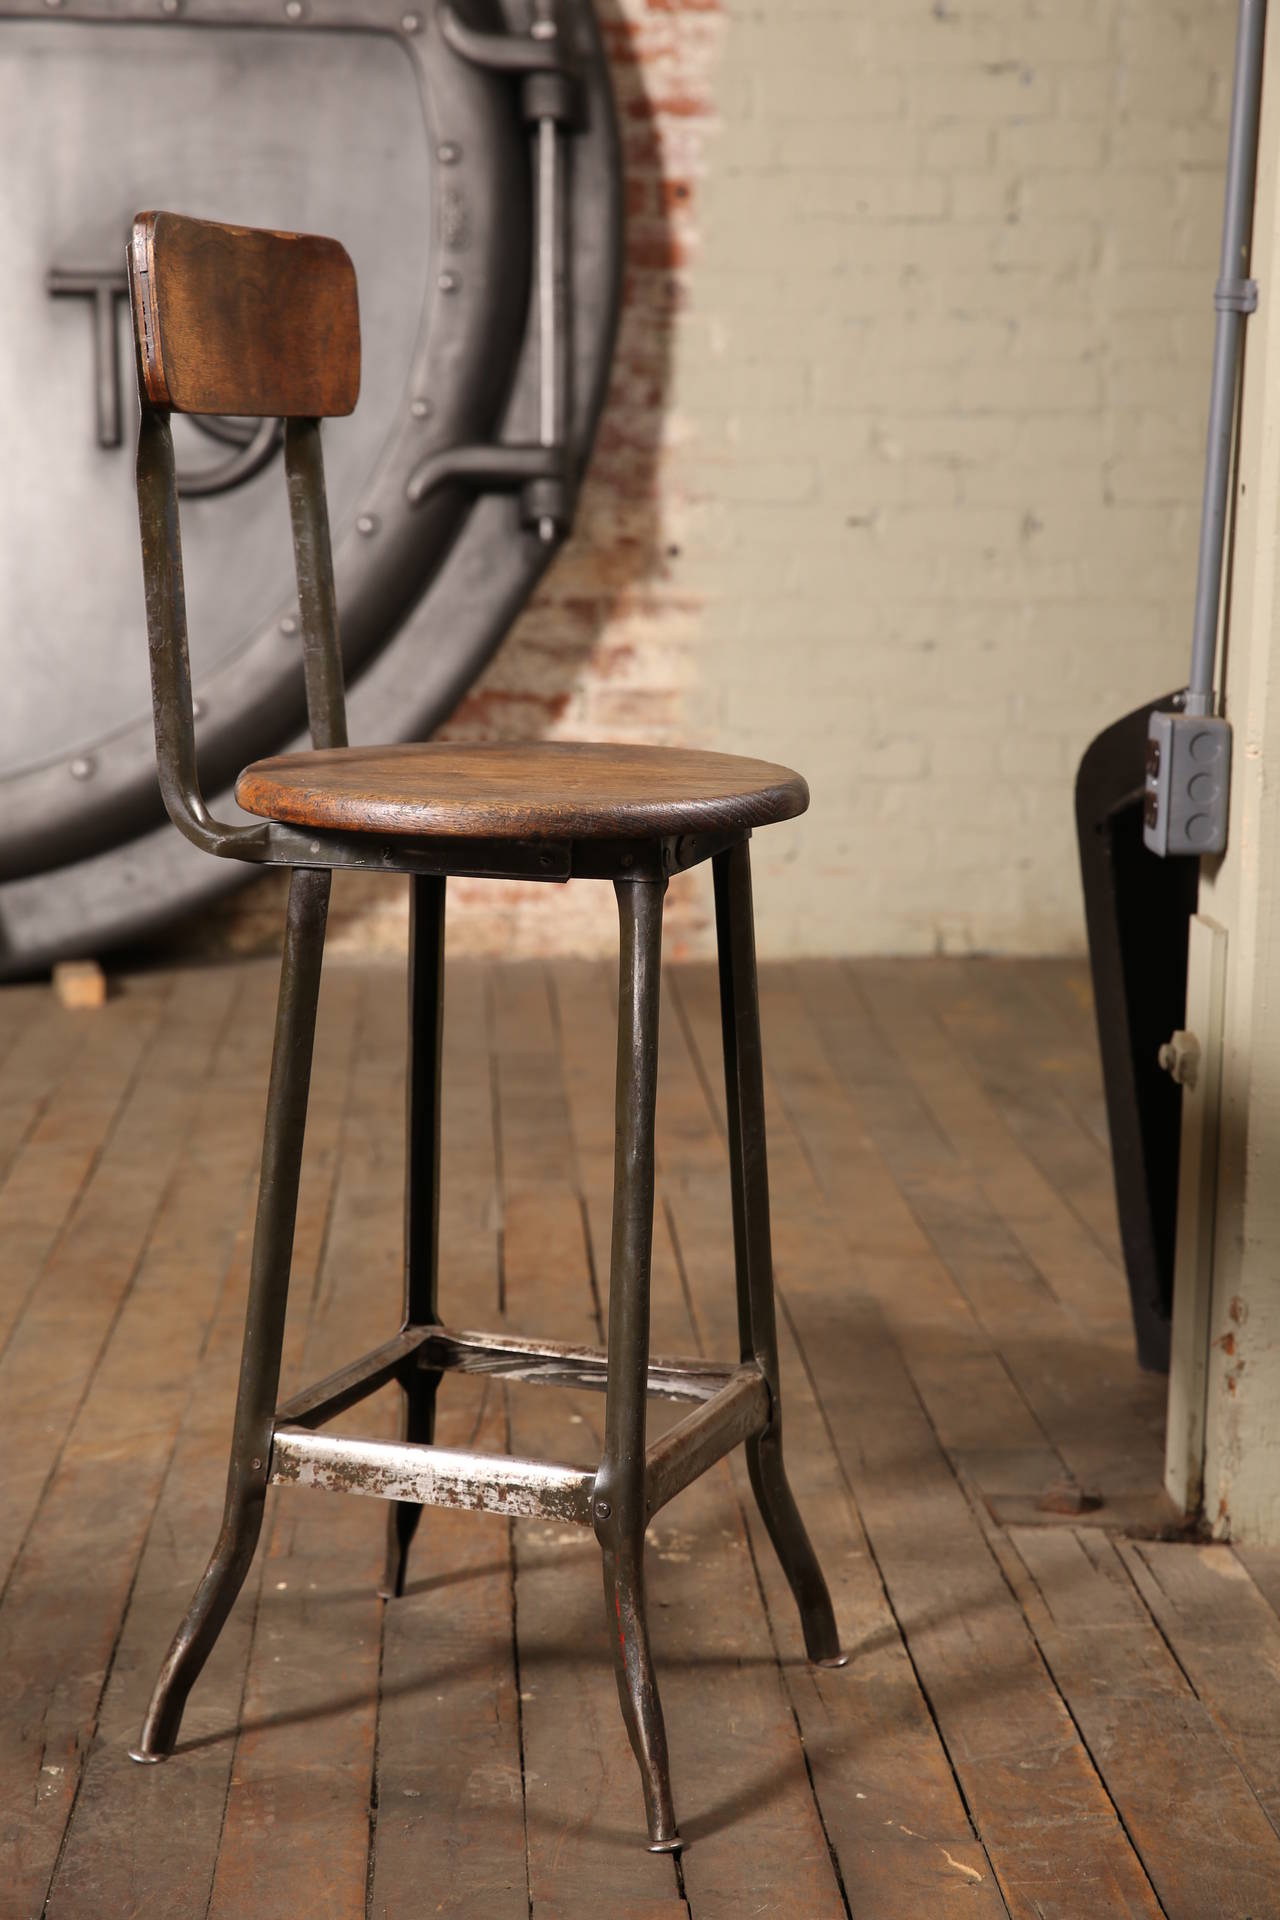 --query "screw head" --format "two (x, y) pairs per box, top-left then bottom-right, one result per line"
(594, 1499), (611, 1521)
(69, 755), (95, 781)
(356, 513), (379, 537)
(410, 397), (433, 420)
(280, 613), (299, 636)
(284, 0), (303, 19)
(251, 1457), (263, 1472)
(438, 269), (460, 294)
(437, 141), (460, 165)
(402, 10), (421, 29)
